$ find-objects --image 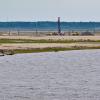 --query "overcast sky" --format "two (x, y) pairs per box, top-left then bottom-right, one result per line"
(0, 0), (99, 21)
